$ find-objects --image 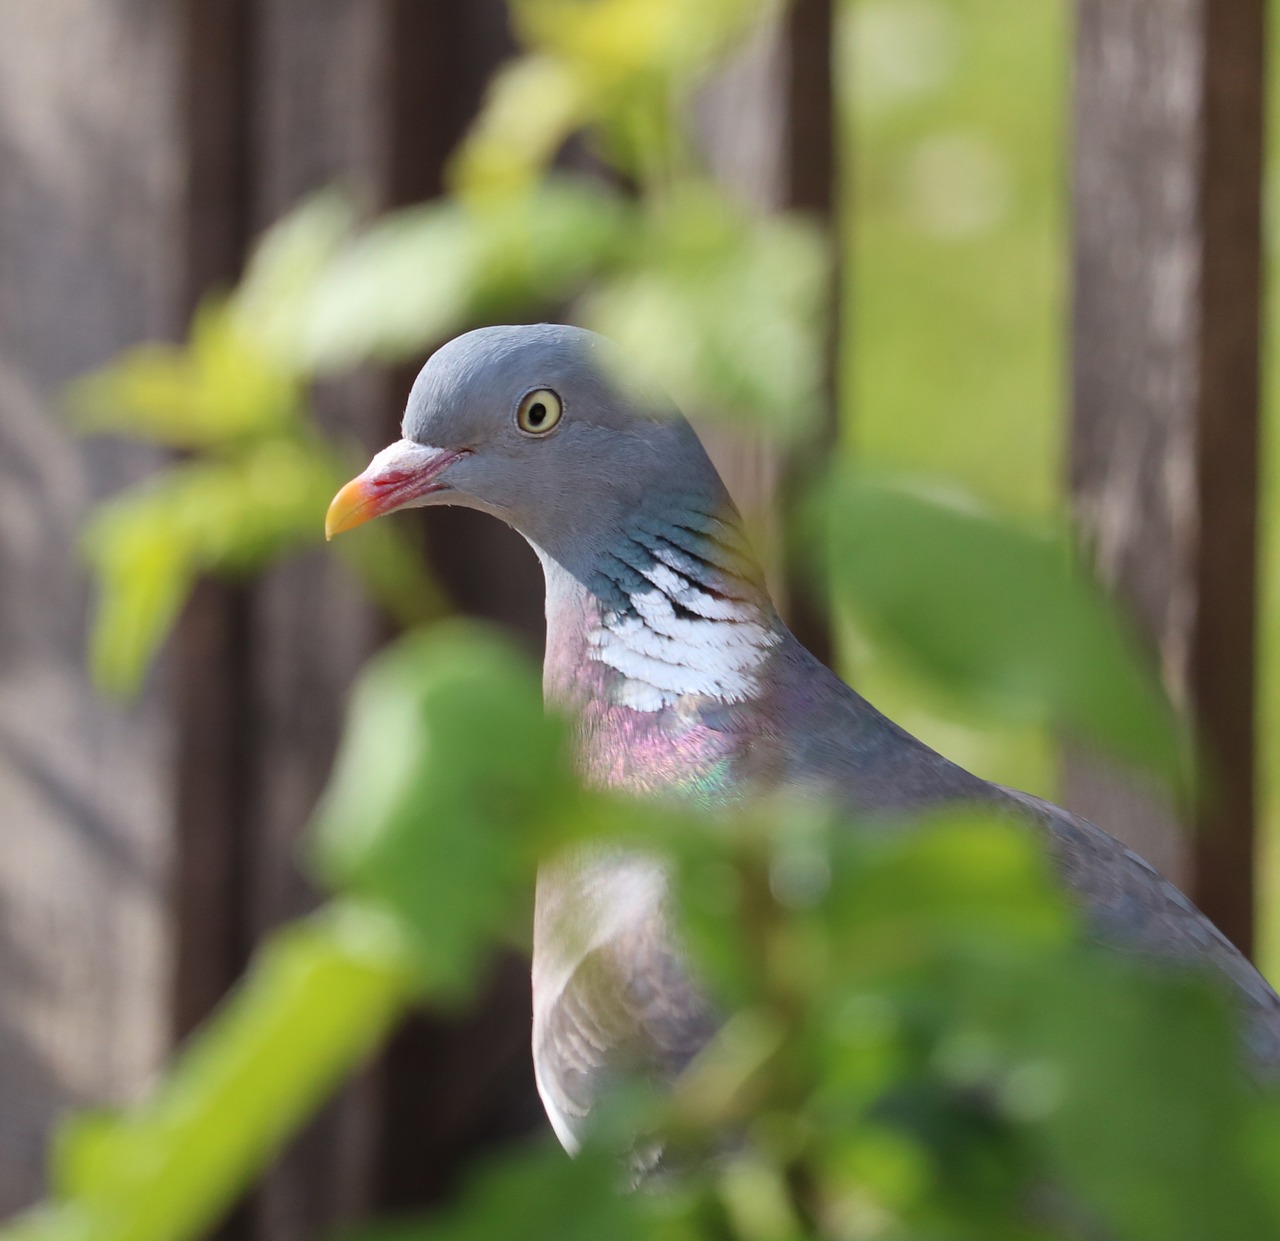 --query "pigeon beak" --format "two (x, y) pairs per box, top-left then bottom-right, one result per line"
(325, 439), (468, 539)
